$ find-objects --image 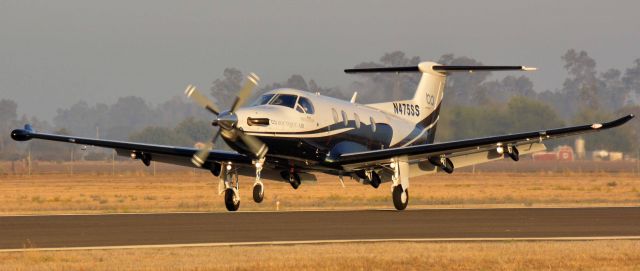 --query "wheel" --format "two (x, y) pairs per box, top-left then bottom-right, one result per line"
(392, 185), (408, 210)
(370, 172), (381, 189)
(289, 174), (301, 190)
(508, 147), (520, 161)
(253, 183), (264, 203)
(224, 188), (240, 211)
(443, 158), (454, 174)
